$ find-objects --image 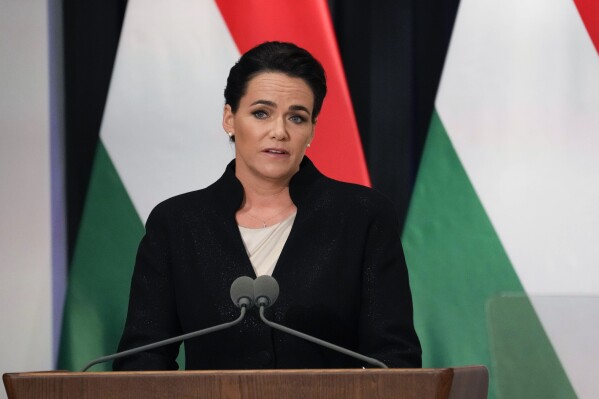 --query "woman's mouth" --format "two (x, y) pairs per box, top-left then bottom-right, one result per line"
(264, 148), (289, 155)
